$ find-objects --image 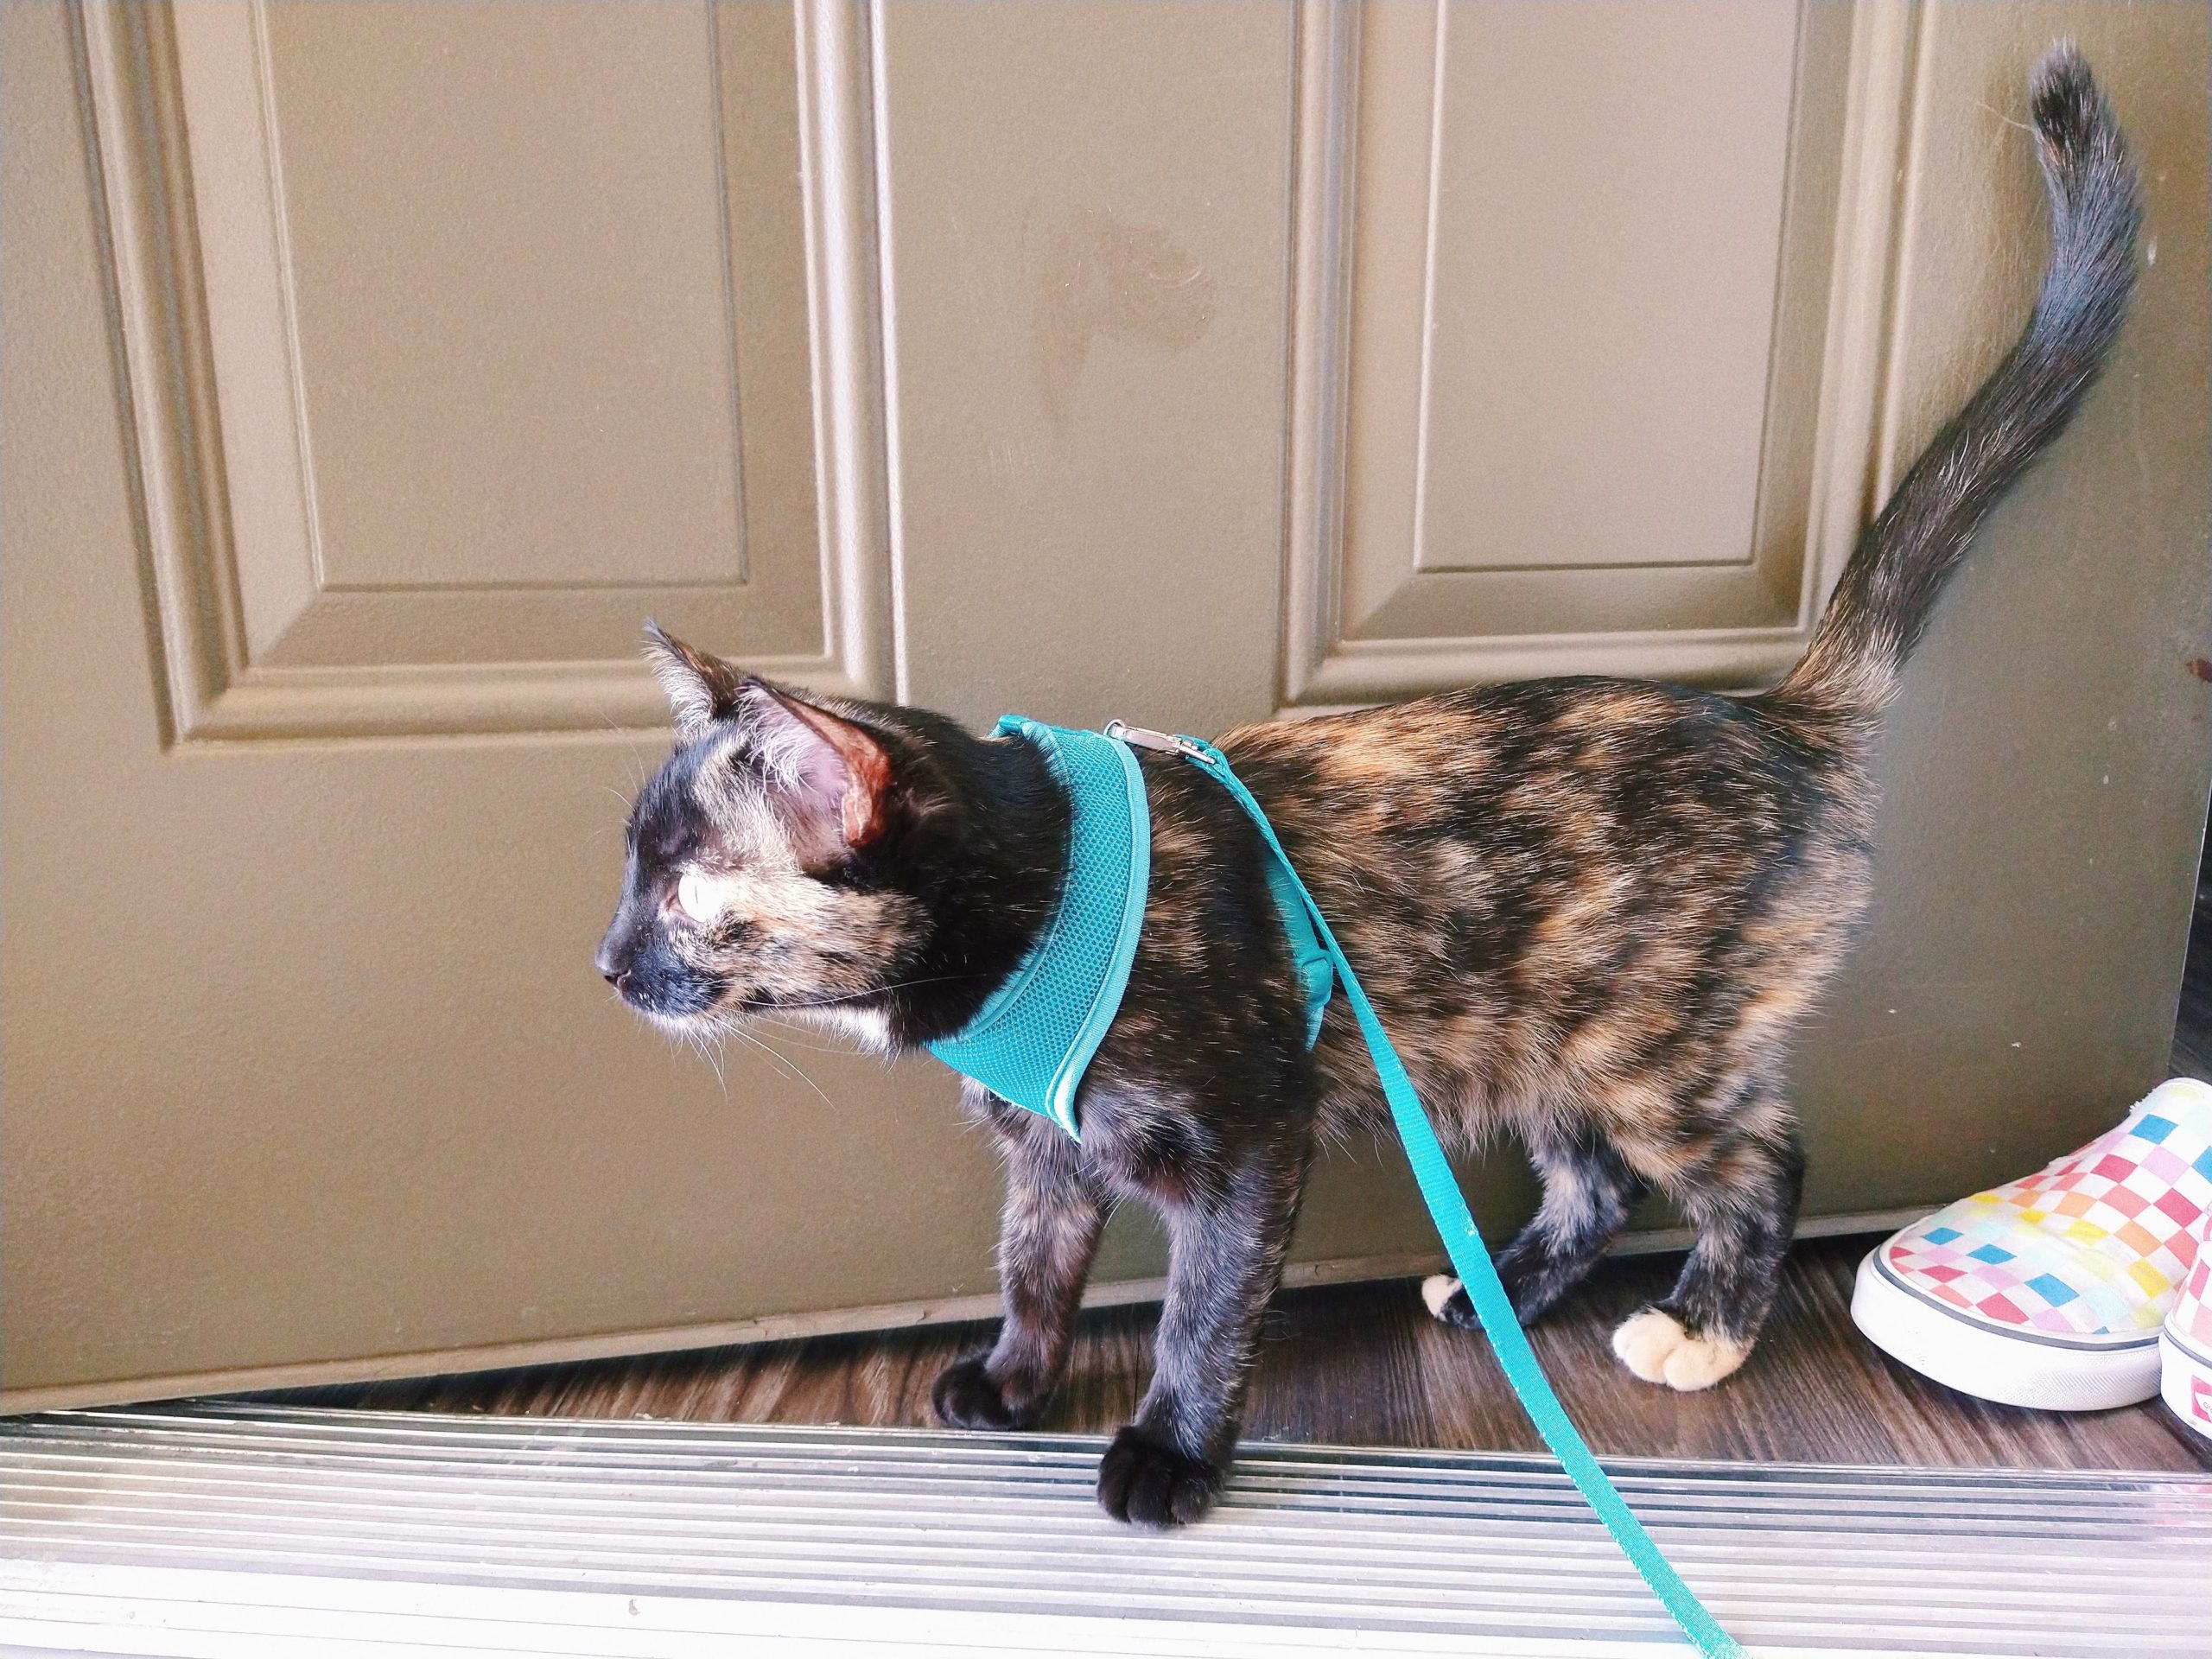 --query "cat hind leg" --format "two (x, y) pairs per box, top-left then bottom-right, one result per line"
(1425, 1122), (1647, 1332)
(1611, 1096), (1803, 1392)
